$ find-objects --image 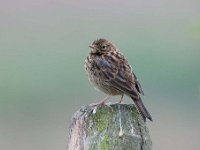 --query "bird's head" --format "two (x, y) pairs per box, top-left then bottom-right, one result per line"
(89, 38), (116, 55)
